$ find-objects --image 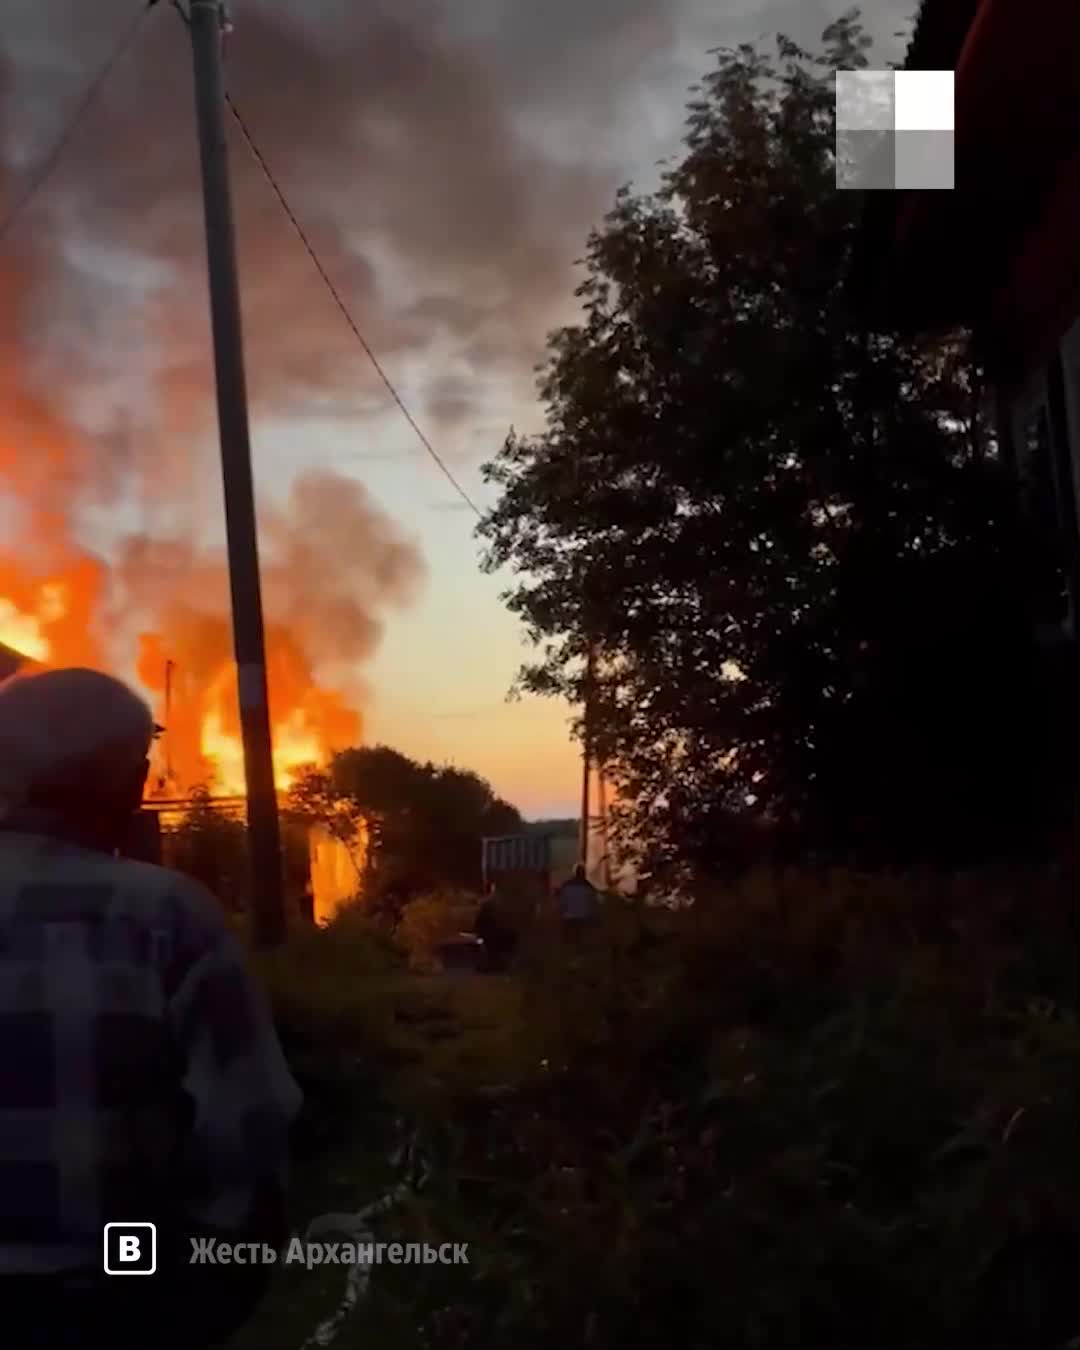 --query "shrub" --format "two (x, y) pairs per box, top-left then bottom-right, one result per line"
(162, 789), (250, 910)
(396, 889), (480, 972)
(253, 904), (407, 1159)
(375, 866), (1078, 1348)
(243, 863), (1077, 1349)
(163, 788), (312, 919)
